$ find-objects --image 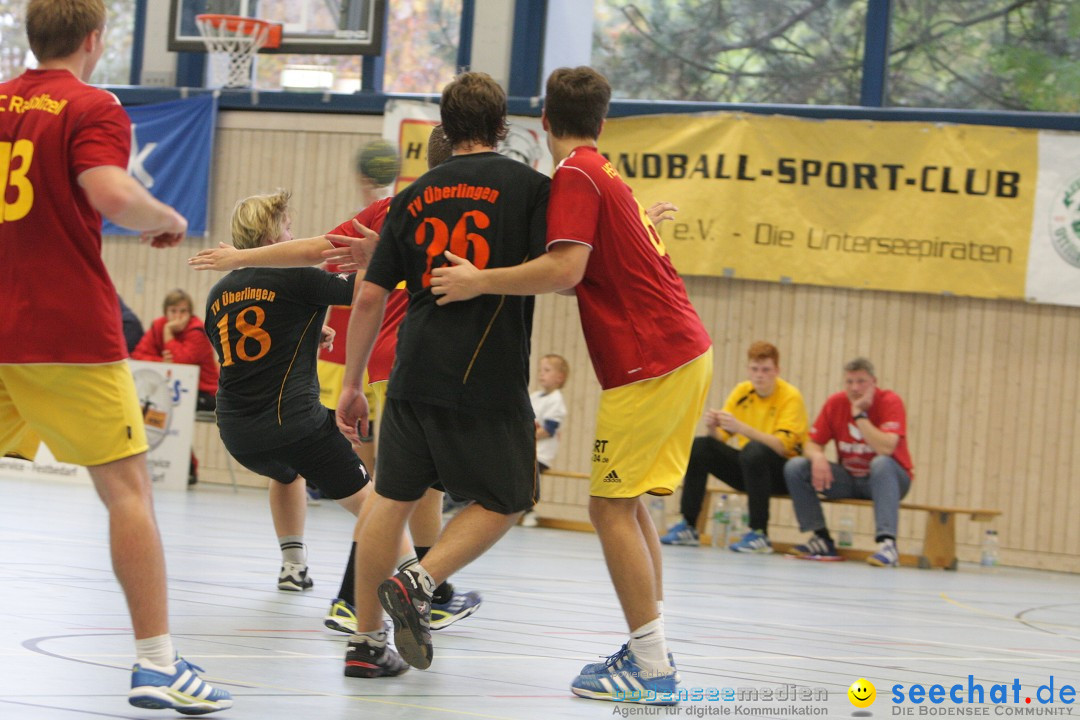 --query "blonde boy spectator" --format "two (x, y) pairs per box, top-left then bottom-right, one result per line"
(525, 354), (569, 526)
